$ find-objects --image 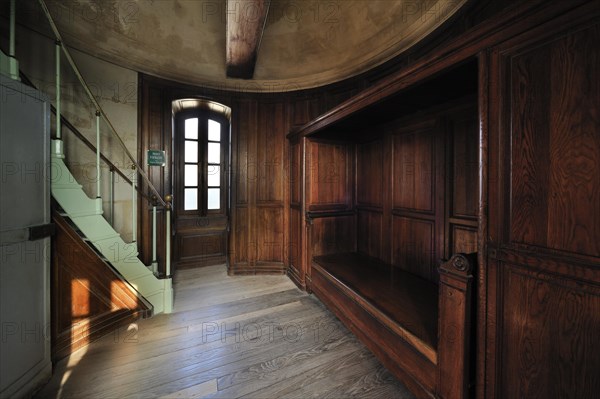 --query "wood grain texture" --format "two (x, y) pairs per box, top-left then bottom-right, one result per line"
(510, 24), (600, 258)
(393, 128), (434, 212)
(290, 141), (301, 205)
(486, 8), (600, 399)
(500, 264), (600, 399)
(313, 253), (439, 353)
(311, 264), (436, 398)
(392, 216), (435, 281)
(309, 215), (356, 258)
(357, 139), (384, 207)
(225, 0), (270, 79)
(311, 252), (477, 399)
(257, 102), (286, 204)
(51, 211), (150, 362)
(37, 266), (414, 399)
(139, 76), (354, 276)
(451, 108), (479, 219)
(437, 253), (476, 399)
(256, 207), (284, 262)
(452, 225), (478, 255)
(357, 210), (383, 259)
(307, 141), (352, 210)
